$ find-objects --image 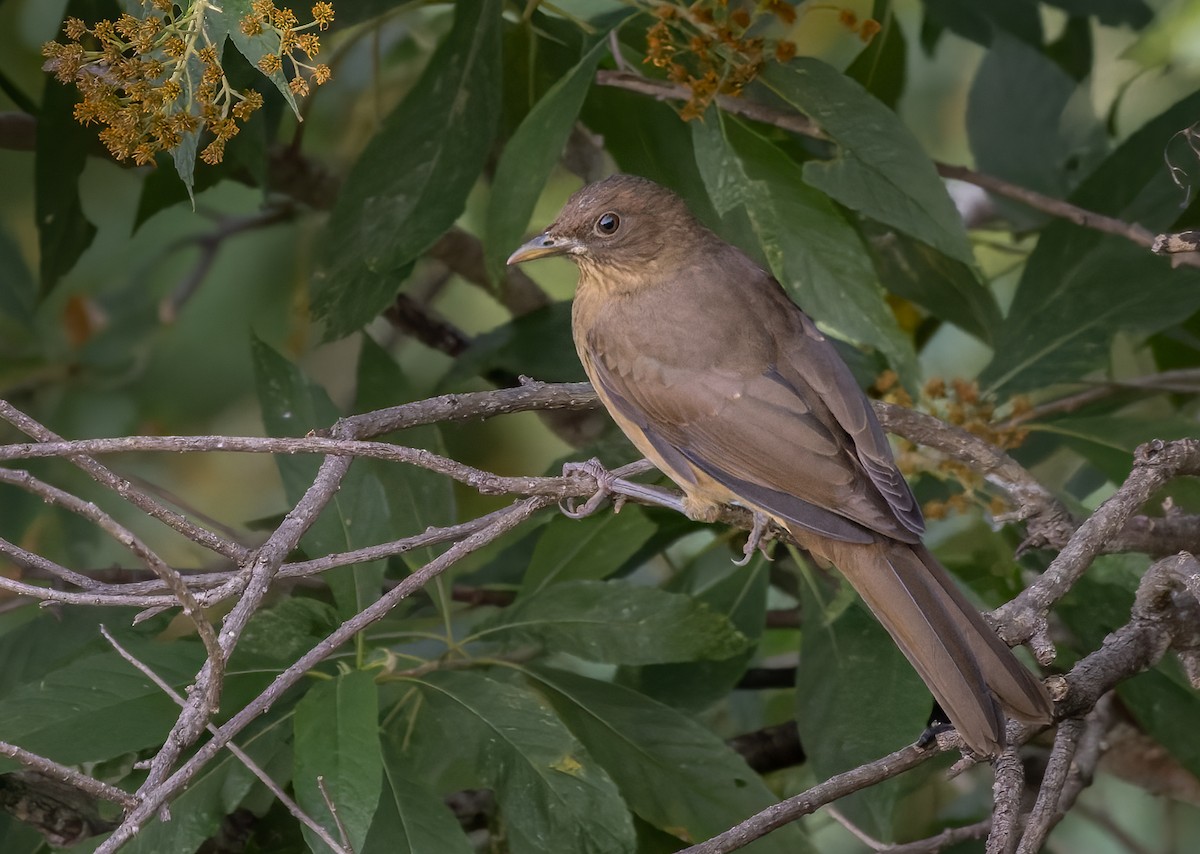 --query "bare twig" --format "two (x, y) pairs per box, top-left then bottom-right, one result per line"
(0, 466), (225, 697)
(159, 206), (295, 323)
(98, 627), (350, 854)
(883, 819), (991, 854)
(0, 400), (249, 563)
(0, 741), (134, 810)
(316, 776), (353, 852)
(679, 742), (939, 853)
(994, 440), (1200, 661)
(1017, 695), (1115, 853)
